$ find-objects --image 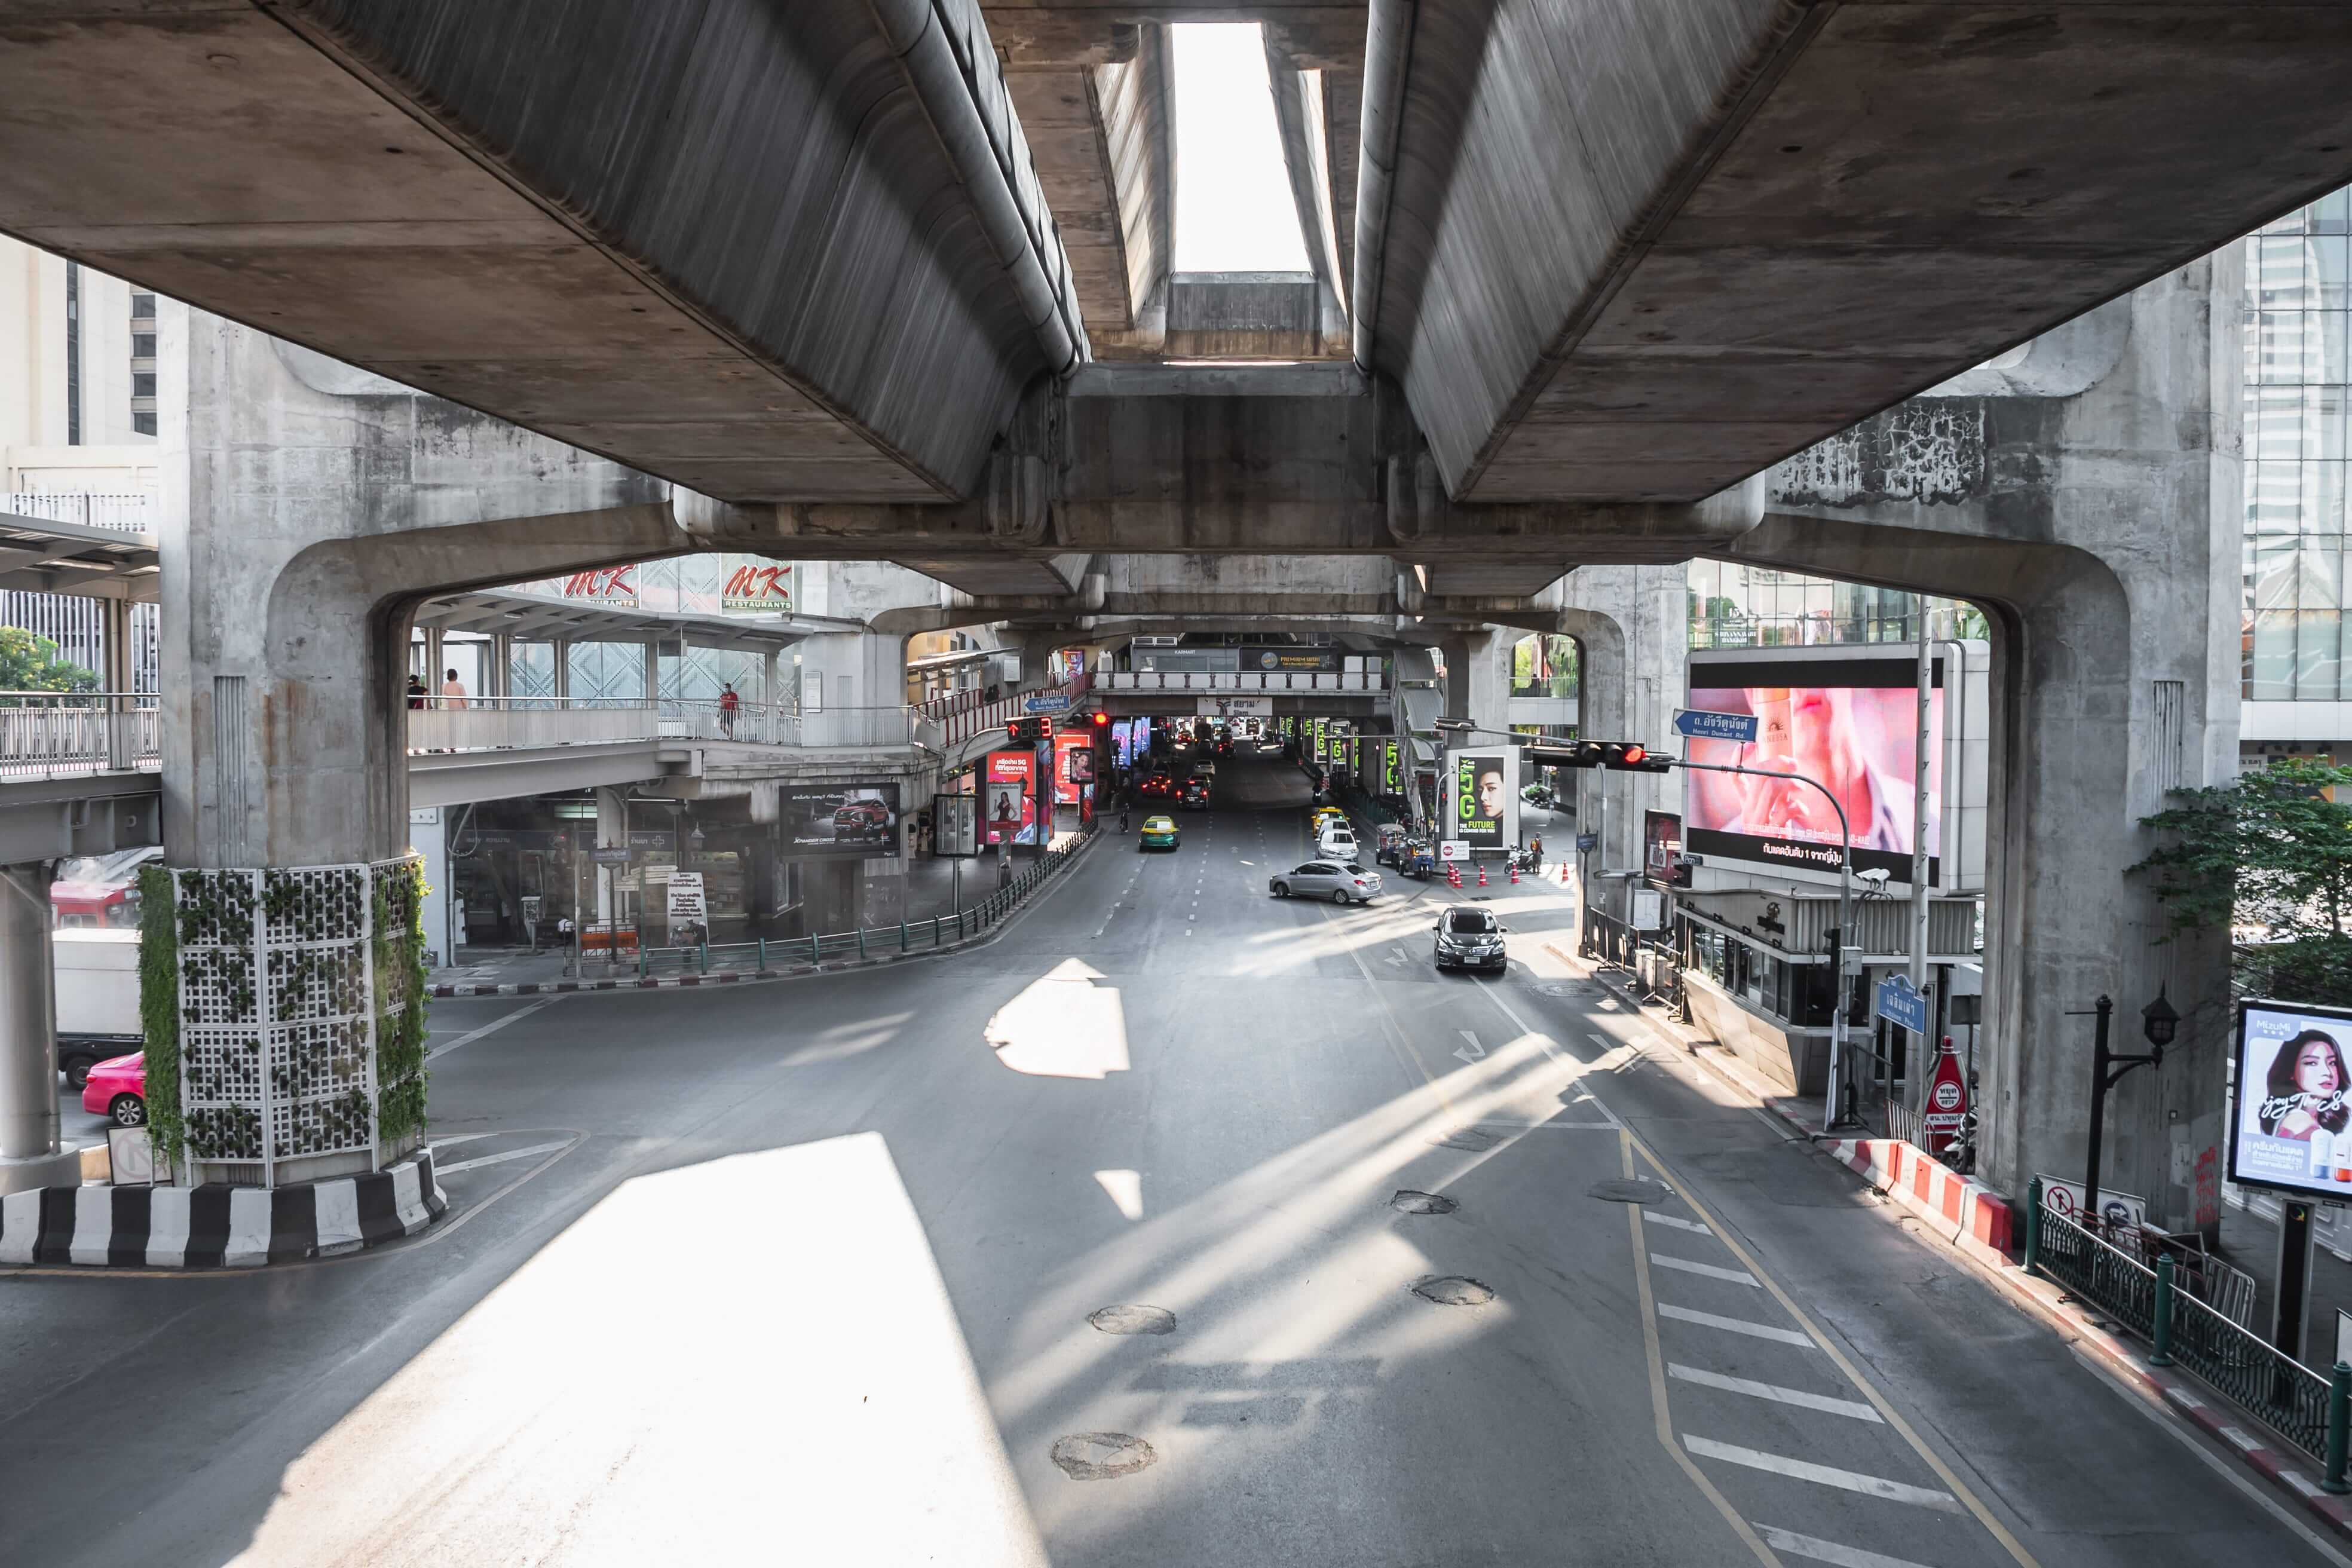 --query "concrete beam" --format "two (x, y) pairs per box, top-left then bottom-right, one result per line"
(1360, 2), (2352, 503)
(0, 0), (1084, 503)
